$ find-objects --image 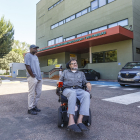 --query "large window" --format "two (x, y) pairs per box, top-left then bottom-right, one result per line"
(48, 59), (58, 66)
(56, 36), (63, 44)
(66, 36), (75, 41)
(93, 50), (117, 63)
(91, 0), (98, 11)
(108, 19), (128, 28)
(108, 0), (115, 3)
(66, 15), (76, 23)
(48, 0), (63, 11)
(48, 39), (55, 46)
(98, 26), (107, 31)
(118, 19), (128, 27)
(99, 0), (106, 7)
